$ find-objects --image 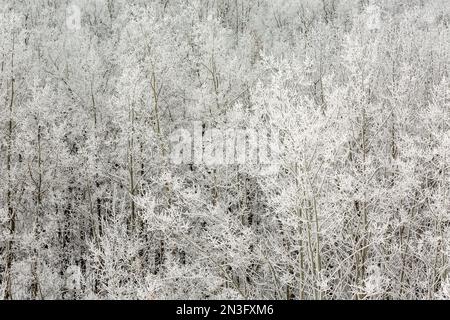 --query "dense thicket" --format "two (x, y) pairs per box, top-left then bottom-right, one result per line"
(0, 0), (449, 299)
